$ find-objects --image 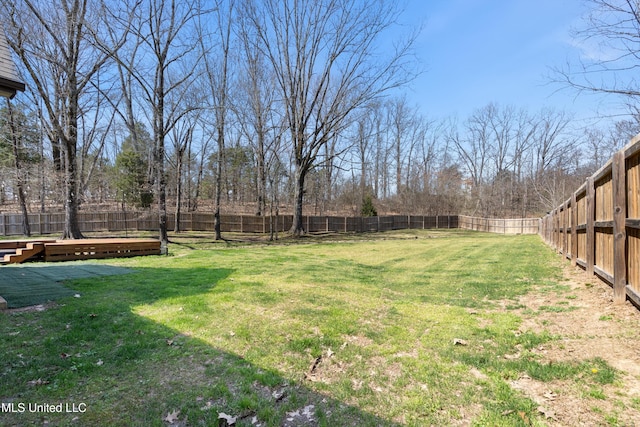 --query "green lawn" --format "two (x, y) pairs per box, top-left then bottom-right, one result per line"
(0, 230), (615, 426)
